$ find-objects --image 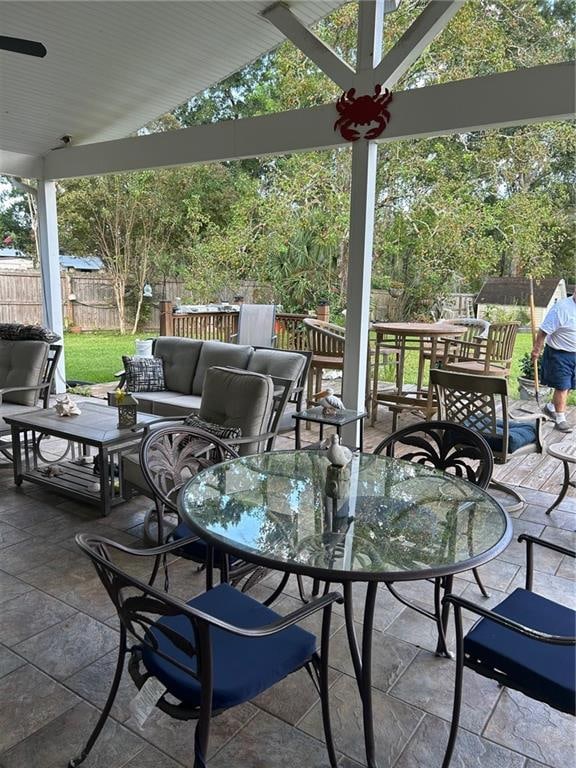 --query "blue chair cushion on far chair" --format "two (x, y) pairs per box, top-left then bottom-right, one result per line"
(483, 419), (537, 455)
(465, 587), (576, 714)
(169, 521), (241, 567)
(140, 583), (316, 710)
